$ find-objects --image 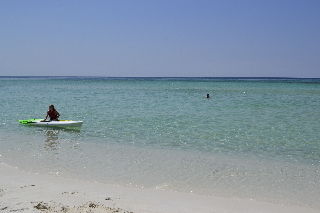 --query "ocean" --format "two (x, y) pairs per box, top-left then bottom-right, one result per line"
(0, 77), (319, 208)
